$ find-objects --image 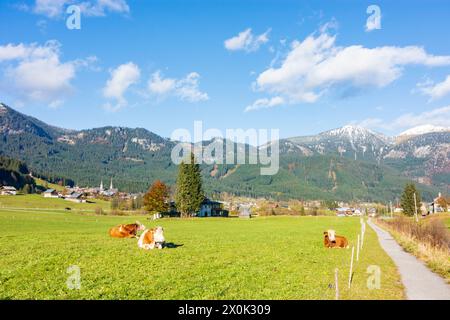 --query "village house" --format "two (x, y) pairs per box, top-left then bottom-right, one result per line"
(0, 186), (17, 196)
(430, 192), (449, 213)
(43, 189), (59, 198)
(198, 199), (229, 217)
(336, 207), (353, 216)
(64, 192), (85, 203)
